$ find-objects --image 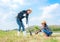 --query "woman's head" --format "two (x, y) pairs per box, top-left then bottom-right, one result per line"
(27, 8), (32, 14)
(41, 21), (47, 27)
